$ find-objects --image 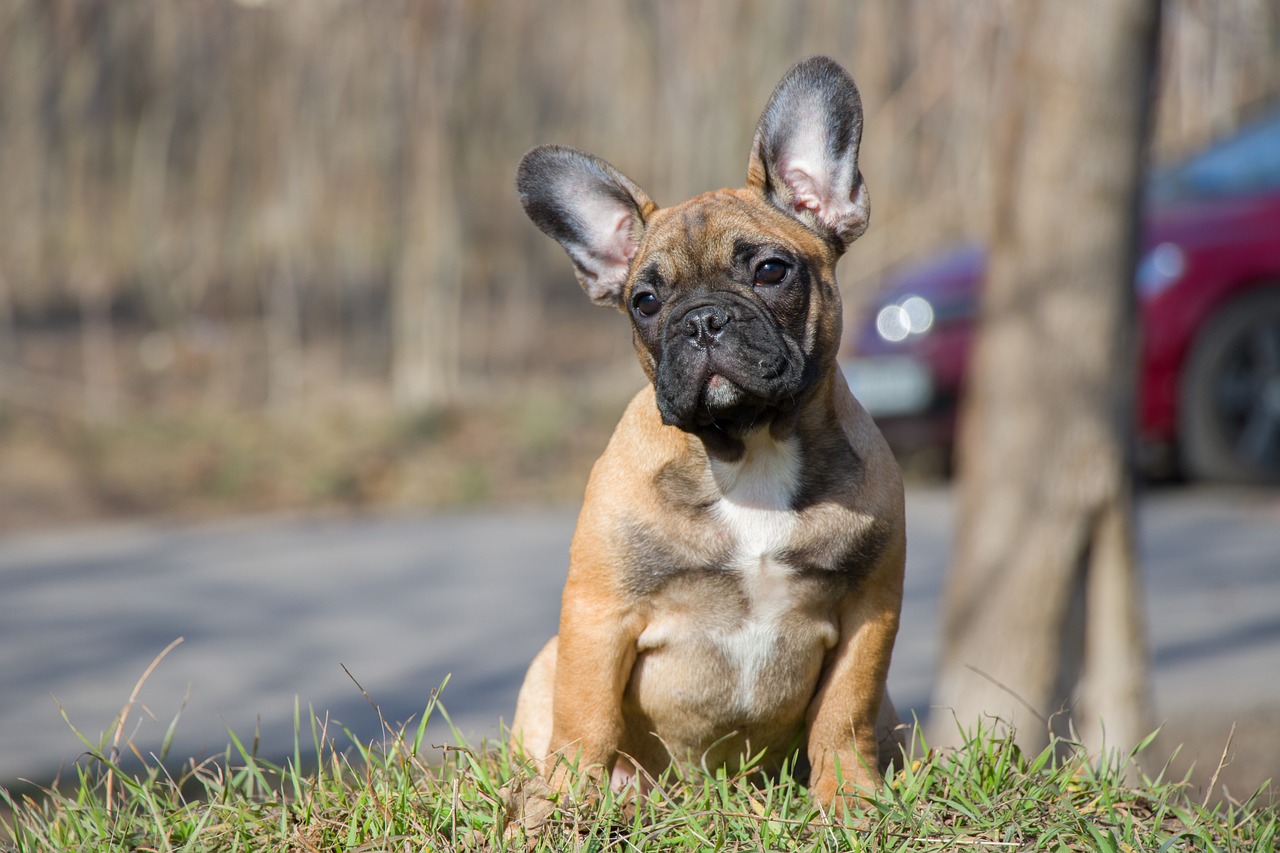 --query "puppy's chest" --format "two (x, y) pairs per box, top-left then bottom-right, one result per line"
(640, 437), (832, 615)
(634, 445), (841, 715)
(708, 434), (806, 576)
(713, 497), (799, 609)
